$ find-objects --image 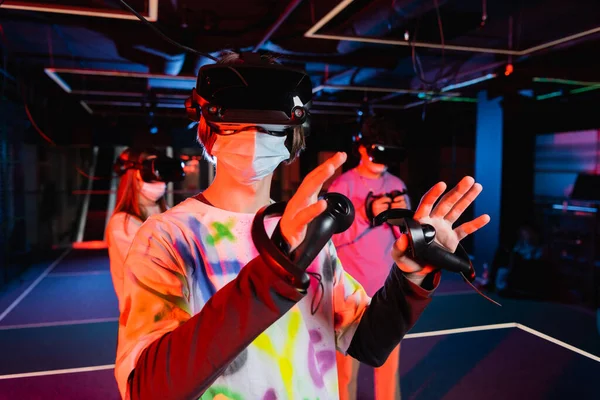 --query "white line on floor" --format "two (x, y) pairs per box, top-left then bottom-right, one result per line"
(0, 317), (119, 330)
(1, 323), (598, 380)
(0, 364), (115, 380)
(516, 324), (600, 362)
(405, 323), (518, 339)
(46, 271), (111, 277)
(0, 249), (71, 323)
